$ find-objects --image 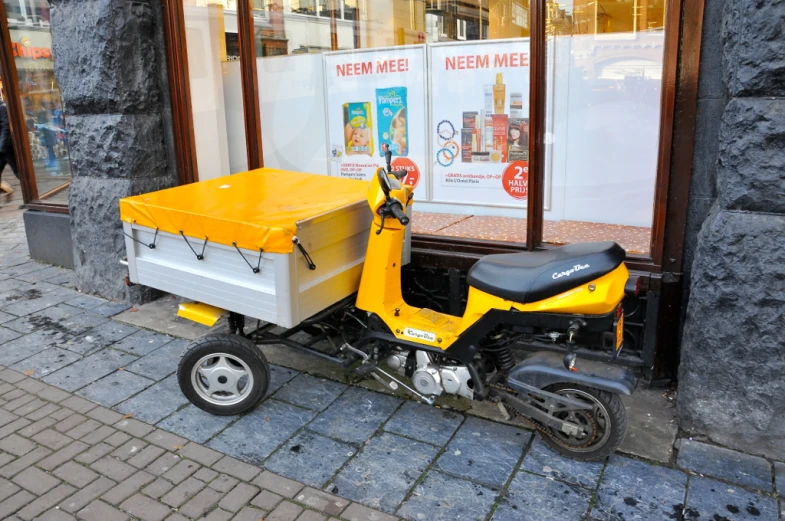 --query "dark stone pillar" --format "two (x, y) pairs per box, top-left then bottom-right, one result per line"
(50, 0), (178, 302)
(678, 0), (785, 456)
